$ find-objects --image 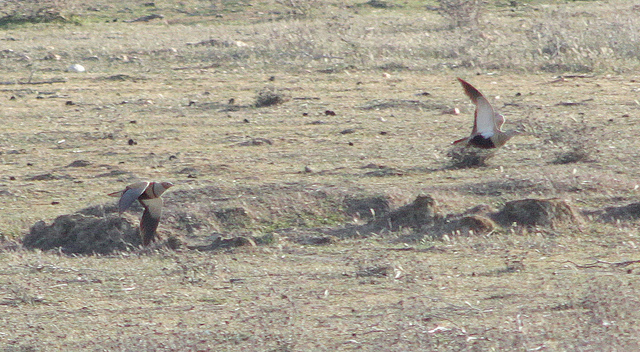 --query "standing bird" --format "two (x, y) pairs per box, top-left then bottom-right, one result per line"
(108, 181), (174, 246)
(453, 78), (519, 149)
